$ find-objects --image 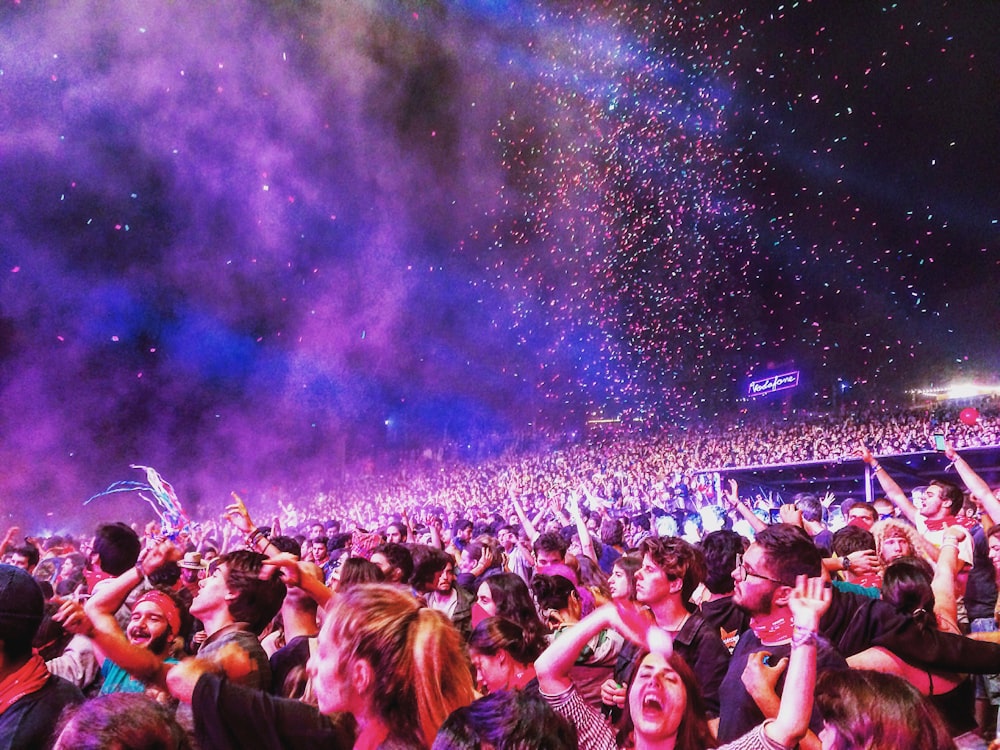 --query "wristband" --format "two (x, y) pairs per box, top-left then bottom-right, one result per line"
(791, 625), (818, 647)
(246, 528), (266, 549)
(135, 560), (147, 579)
(870, 463), (883, 473)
